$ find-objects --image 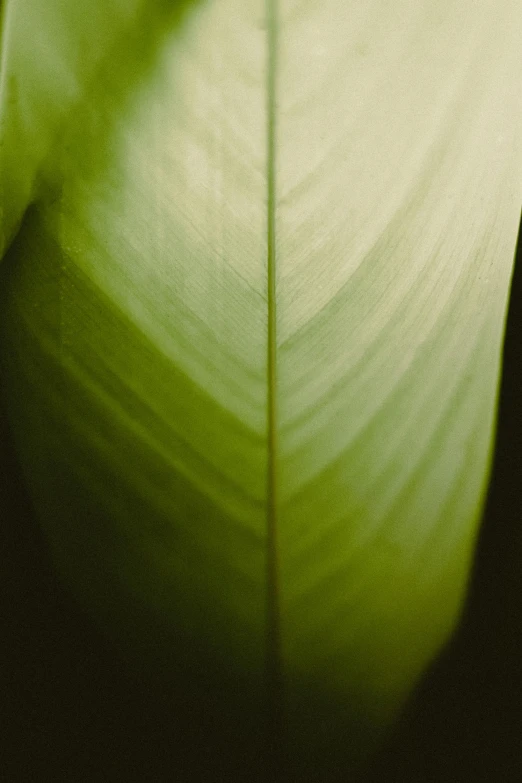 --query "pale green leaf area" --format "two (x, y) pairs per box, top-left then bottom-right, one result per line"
(0, 0), (198, 255)
(1, 0), (522, 772)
